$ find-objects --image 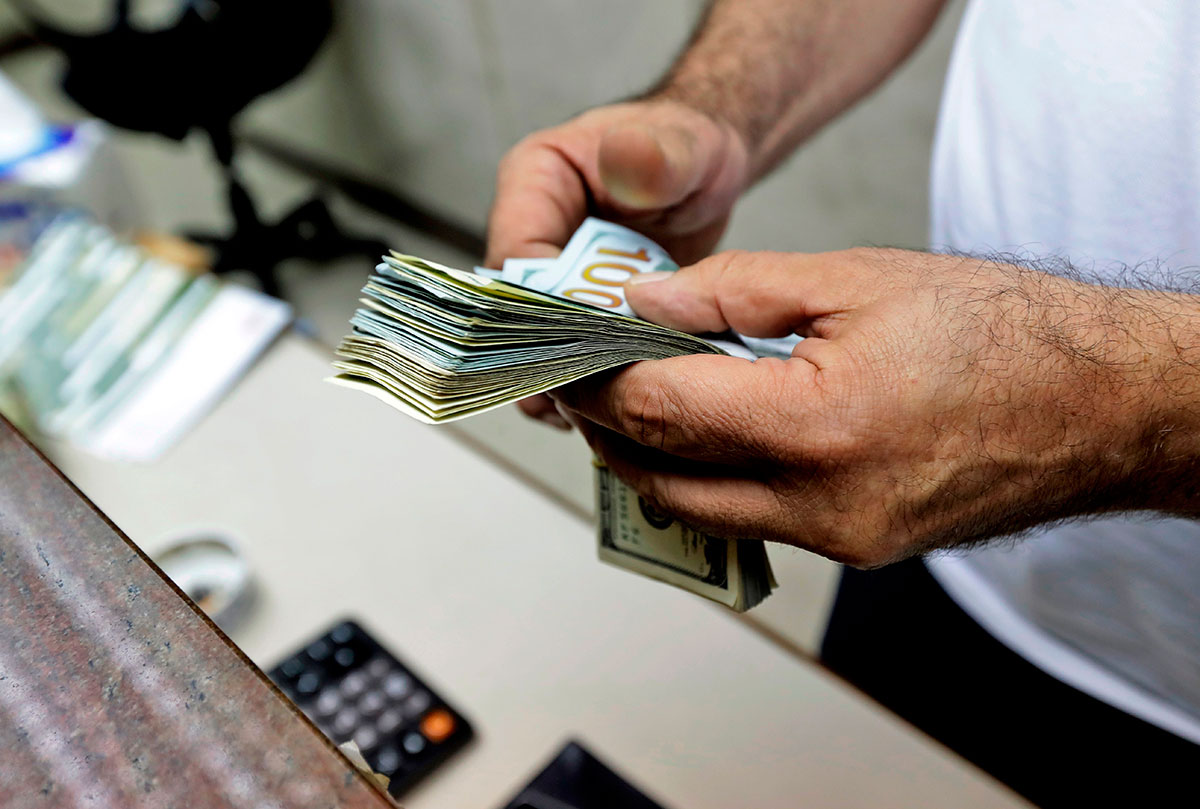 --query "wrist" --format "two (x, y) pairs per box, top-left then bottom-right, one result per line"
(1016, 275), (1200, 519)
(1106, 288), (1200, 515)
(932, 261), (1200, 536)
